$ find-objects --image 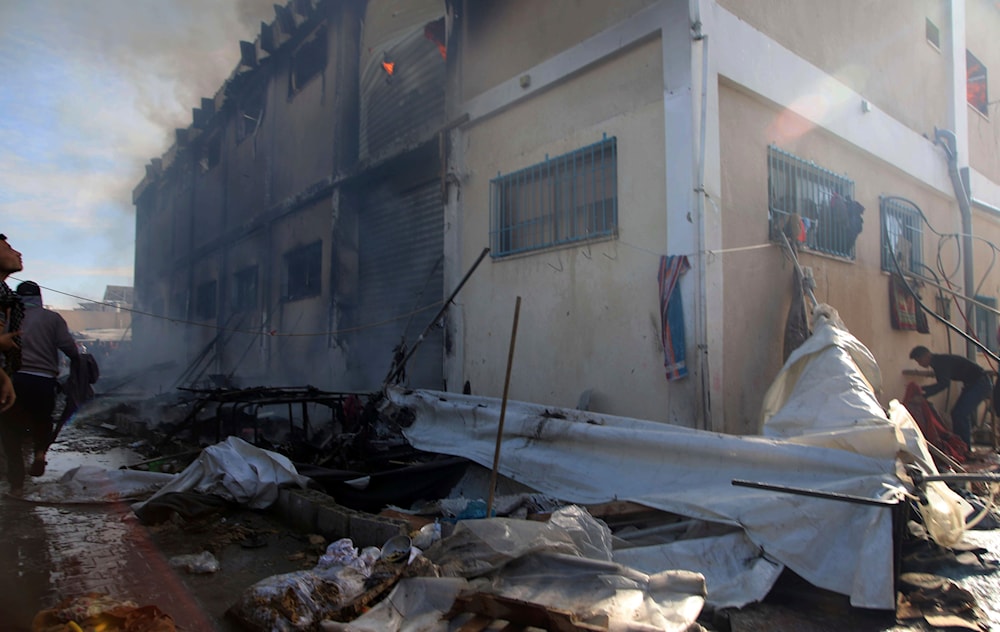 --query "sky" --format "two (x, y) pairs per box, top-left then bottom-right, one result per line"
(0, 1), (275, 309)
